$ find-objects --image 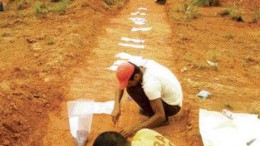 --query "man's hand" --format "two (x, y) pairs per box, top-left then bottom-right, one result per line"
(119, 127), (136, 137)
(111, 106), (121, 125)
(112, 89), (124, 125)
